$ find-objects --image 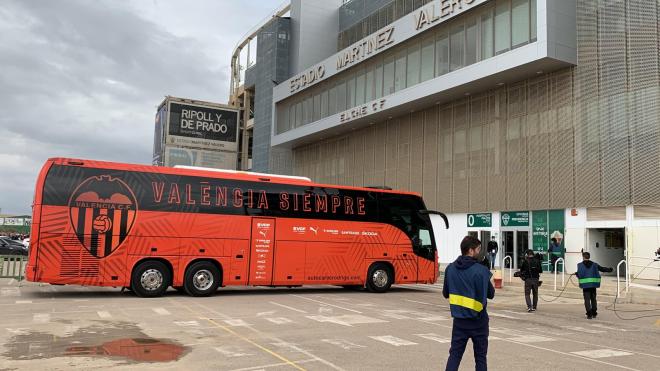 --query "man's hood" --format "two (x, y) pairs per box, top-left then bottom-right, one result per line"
(454, 255), (477, 270)
(583, 260), (593, 268)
